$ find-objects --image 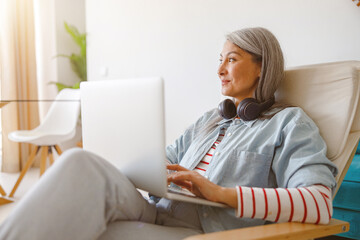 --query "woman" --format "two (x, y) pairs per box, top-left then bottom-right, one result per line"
(0, 27), (337, 239)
